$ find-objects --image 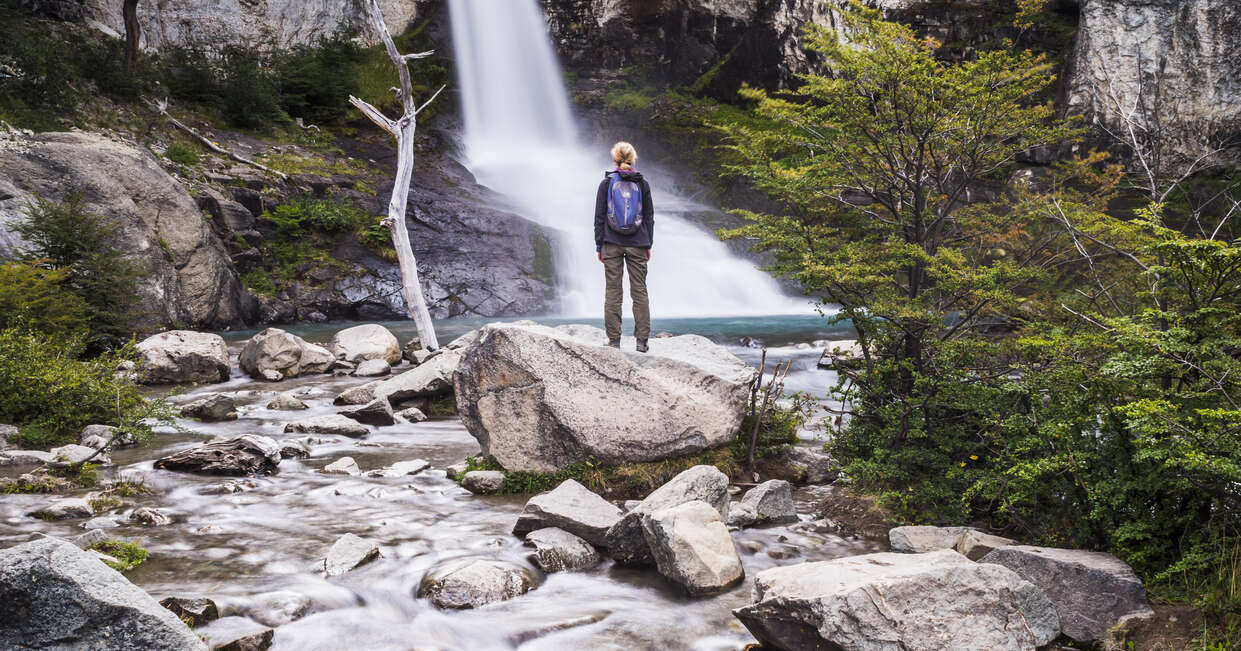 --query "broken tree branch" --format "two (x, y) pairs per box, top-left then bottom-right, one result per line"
(147, 98), (287, 180)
